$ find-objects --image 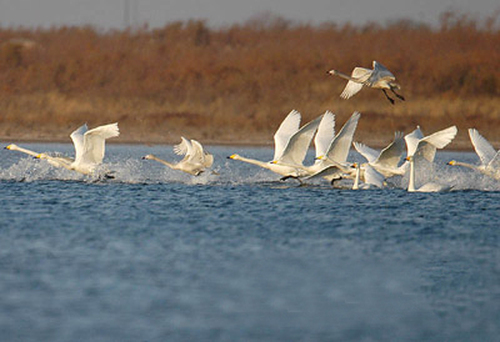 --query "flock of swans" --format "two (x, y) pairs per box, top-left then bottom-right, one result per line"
(3, 61), (499, 191)
(229, 110), (461, 192)
(3, 109), (499, 192)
